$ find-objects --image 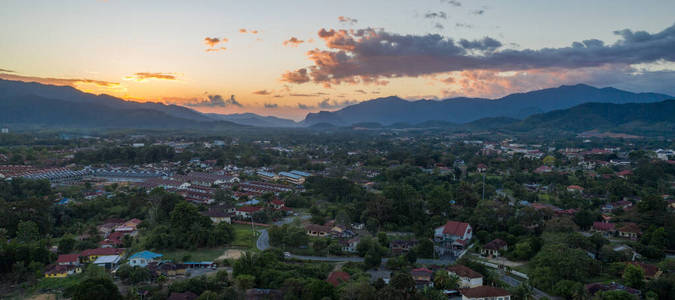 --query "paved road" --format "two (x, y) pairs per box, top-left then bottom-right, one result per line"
(256, 214), (310, 251)
(286, 254), (455, 265)
(496, 272), (554, 300)
(257, 229), (270, 250)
